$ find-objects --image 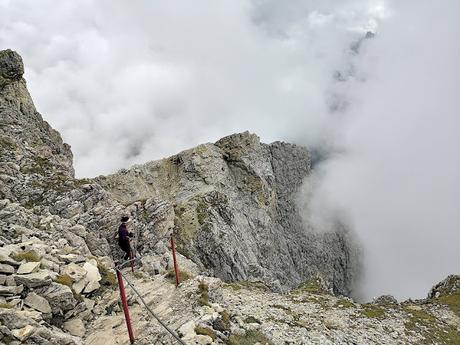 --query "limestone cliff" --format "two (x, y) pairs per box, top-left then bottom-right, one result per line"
(94, 132), (359, 295)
